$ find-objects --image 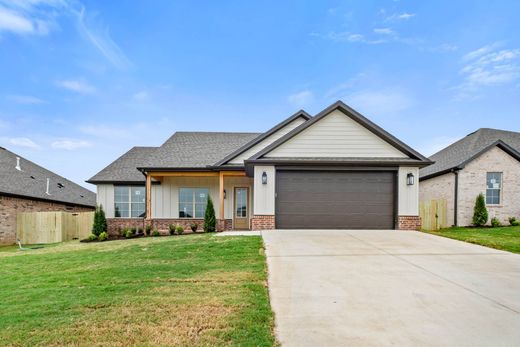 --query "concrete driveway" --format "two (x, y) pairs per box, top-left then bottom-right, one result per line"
(262, 230), (520, 347)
